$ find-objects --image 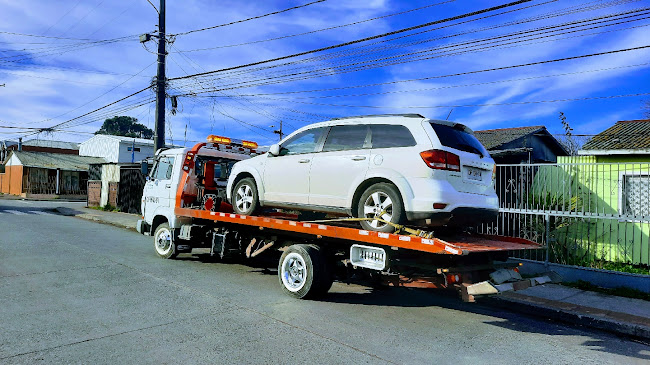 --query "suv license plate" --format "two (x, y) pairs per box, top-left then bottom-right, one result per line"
(466, 167), (482, 181)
